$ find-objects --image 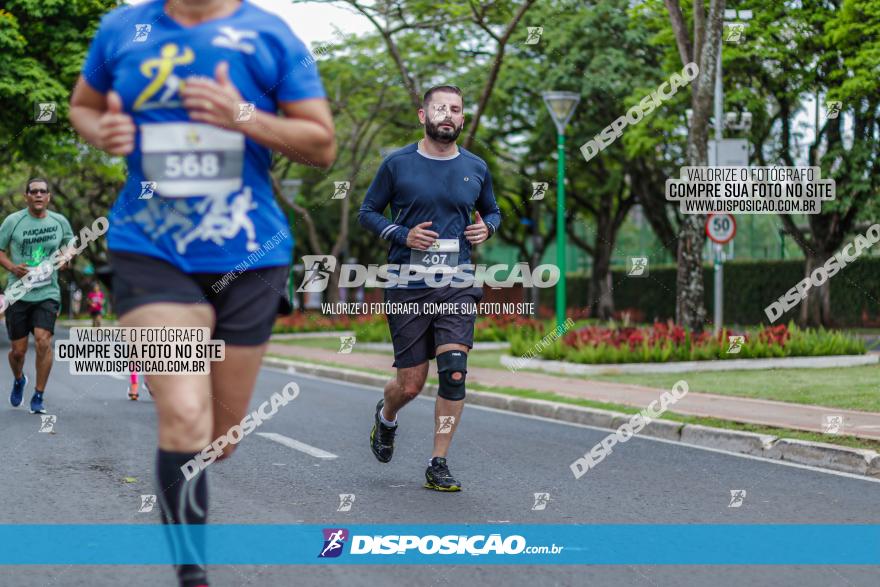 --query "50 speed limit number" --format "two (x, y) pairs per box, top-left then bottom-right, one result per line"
(705, 214), (736, 244)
